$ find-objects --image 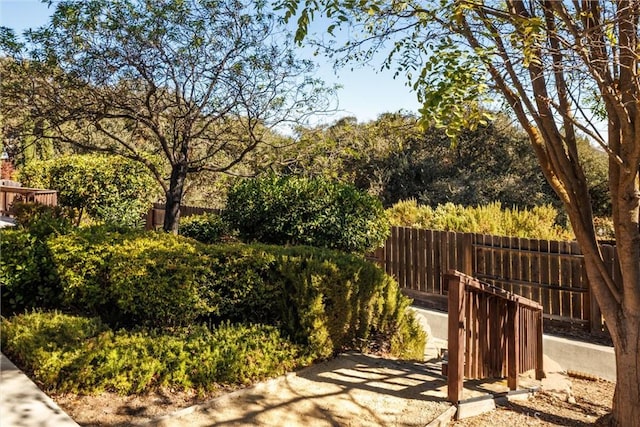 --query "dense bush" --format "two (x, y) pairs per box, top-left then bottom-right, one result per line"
(48, 228), (212, 327)
(0, 229), (62, 312)
(0, 311), (306, 394)
(0, 204), (77, 313)
(18, 154), (159, 227)
(200, 244), (424, 359)
(386, 200), (573, 240)
(224, 176), (390, 253)
(178, 212), (228, 244)
(12, 202), (74, 238)
(46, 227), (424, 358)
